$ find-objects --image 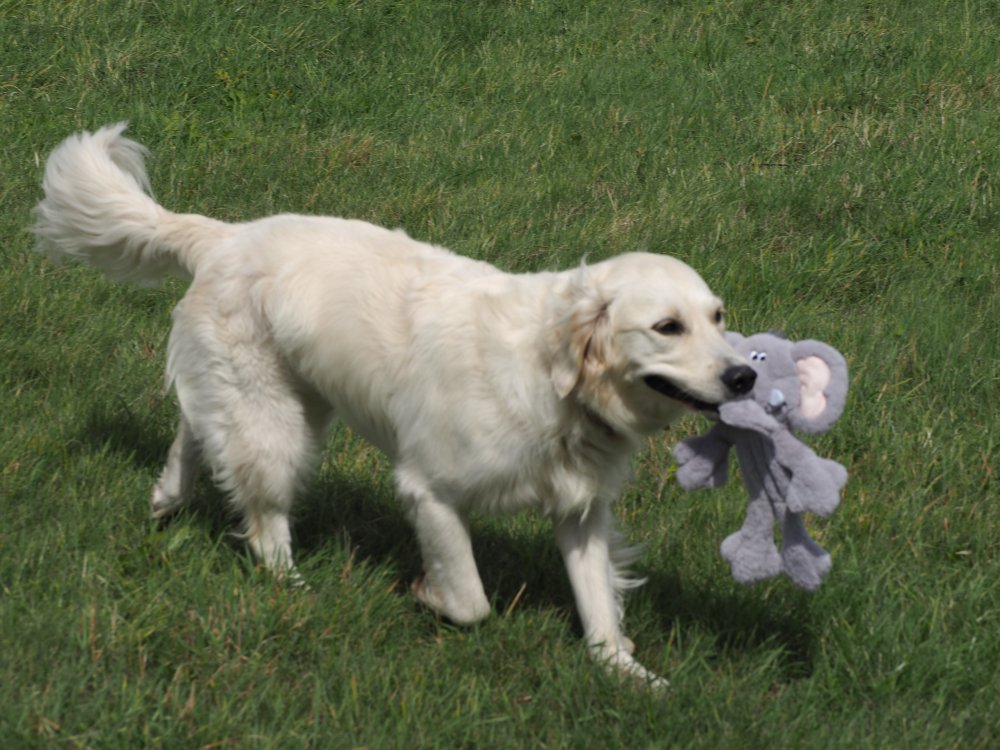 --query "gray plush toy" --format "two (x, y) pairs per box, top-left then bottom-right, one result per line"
(673, 332), (849, 591)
